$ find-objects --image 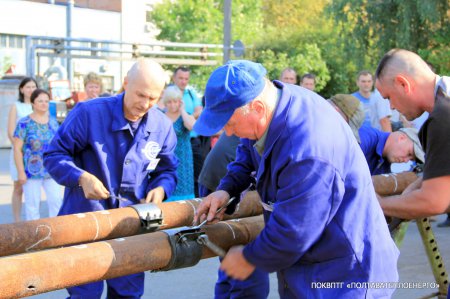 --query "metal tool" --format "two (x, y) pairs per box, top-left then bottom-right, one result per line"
(193, 197), (236, 229)
(197, 234), (226, 258)
(109, 195), (128, 202)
